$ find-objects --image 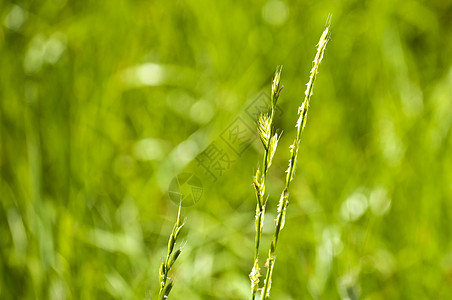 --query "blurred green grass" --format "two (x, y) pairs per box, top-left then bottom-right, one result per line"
(1, 0), (452, 299)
